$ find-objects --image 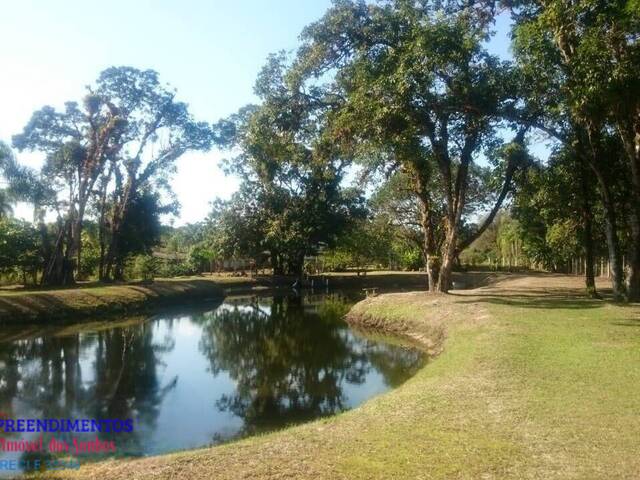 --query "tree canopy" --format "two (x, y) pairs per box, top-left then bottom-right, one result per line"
(0, 1), (638, 298)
